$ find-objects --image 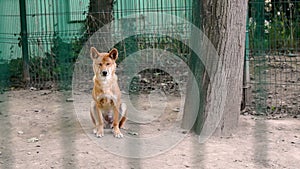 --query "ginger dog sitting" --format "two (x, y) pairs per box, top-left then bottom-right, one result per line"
(89, 47), (127, 138)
